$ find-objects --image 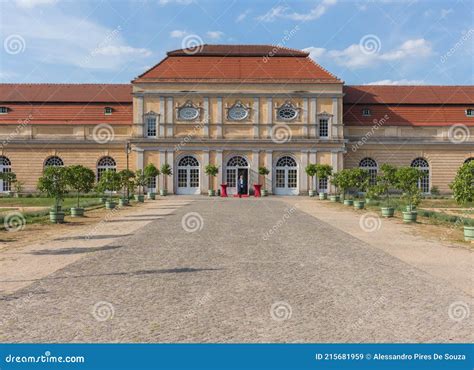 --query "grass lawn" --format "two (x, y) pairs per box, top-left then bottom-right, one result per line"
(0, 196), (116, 208)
